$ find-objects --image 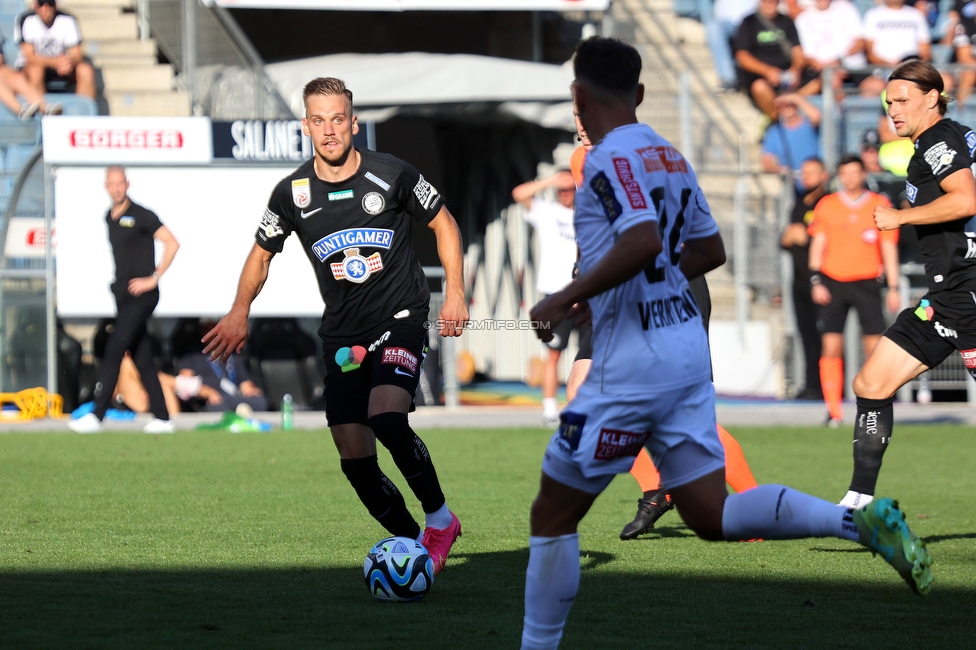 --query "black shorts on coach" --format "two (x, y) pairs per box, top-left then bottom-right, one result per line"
(818, 275), (886, 335)
(884, 289), (976, 378)
(323, 317), (429, 426)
